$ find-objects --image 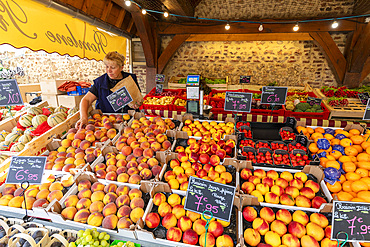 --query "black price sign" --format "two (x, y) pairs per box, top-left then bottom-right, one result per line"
(332, 201), (370, 242)
(6, 156), (46, 184)
(155, 84), (163, 94)
(224, 92), (252, 113)
(155, 74), (165, 83)
(186, 100), (199, 115)
(184, 176), (236, 222)
(363, 99), (370, 120)
(107, 86), (133, 112)
(239, 76), (251, 84)
(307, 97), (322, 106)
(295, 135), (308, 147)
(358, 93), (369, 105)
(261, 86), (288, 105)
(0, 79), (23, 106)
